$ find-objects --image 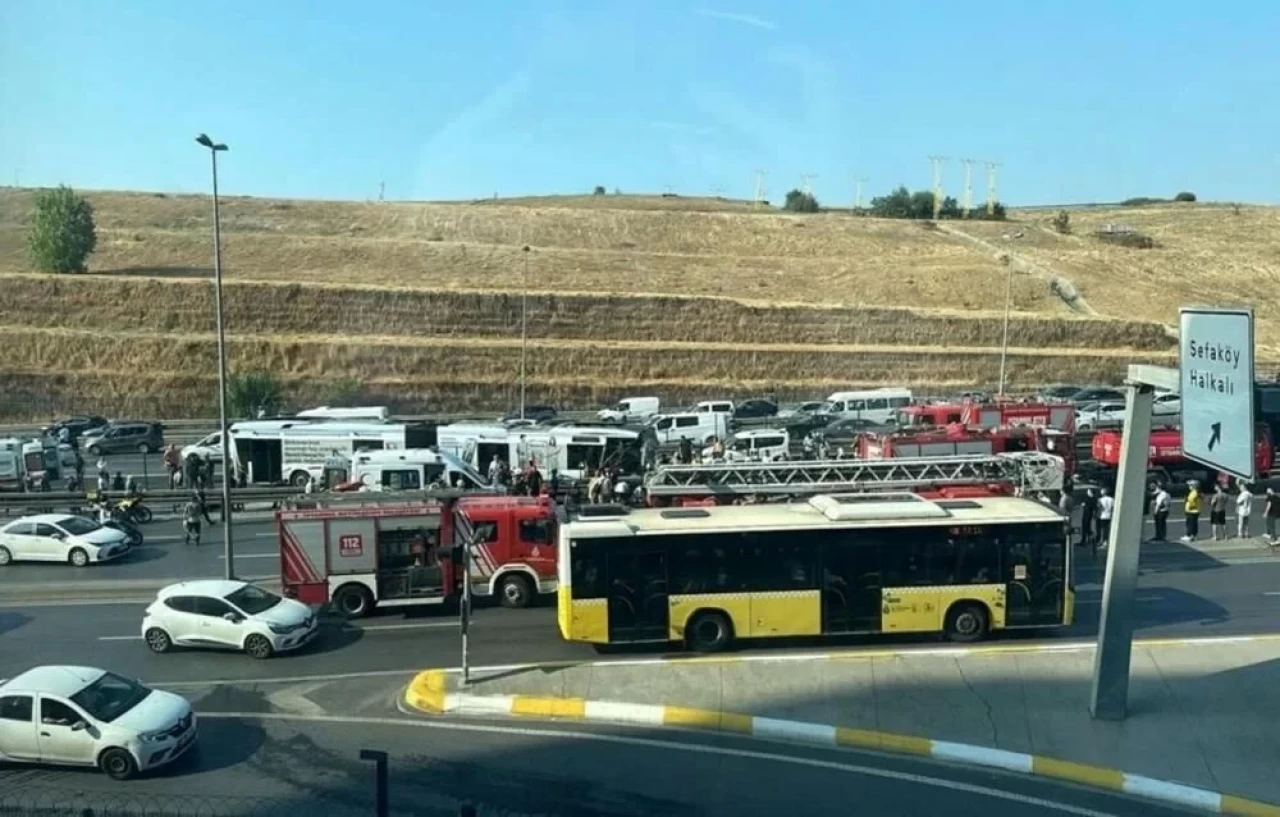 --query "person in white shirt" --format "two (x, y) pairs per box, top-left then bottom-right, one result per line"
(1152, 485), (1171, 541)
(1096, 488), (1116, 550)
(1237, 483), (1254, 539)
